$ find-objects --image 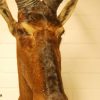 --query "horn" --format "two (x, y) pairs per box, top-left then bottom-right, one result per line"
(15, 0), (40, 10)
(16, 0), (63, 13)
